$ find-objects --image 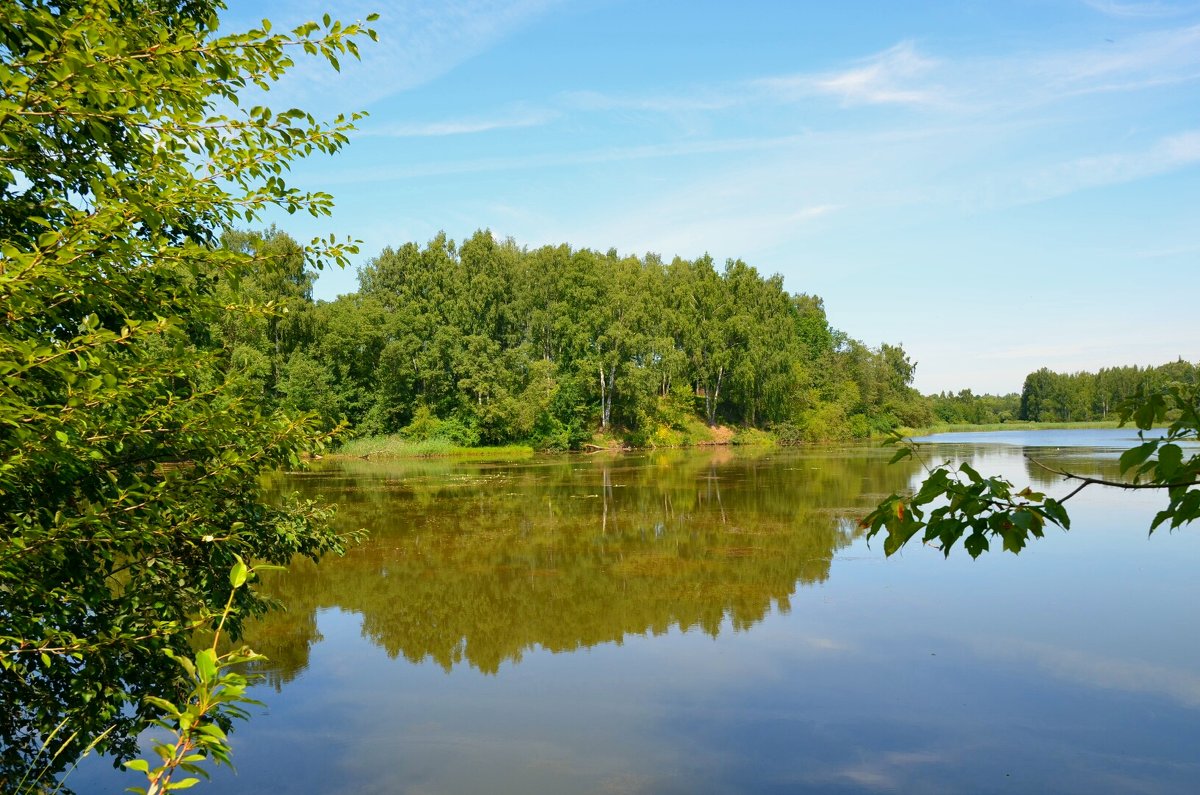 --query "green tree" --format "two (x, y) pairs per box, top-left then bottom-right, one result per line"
(0, 0), (374, 785)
